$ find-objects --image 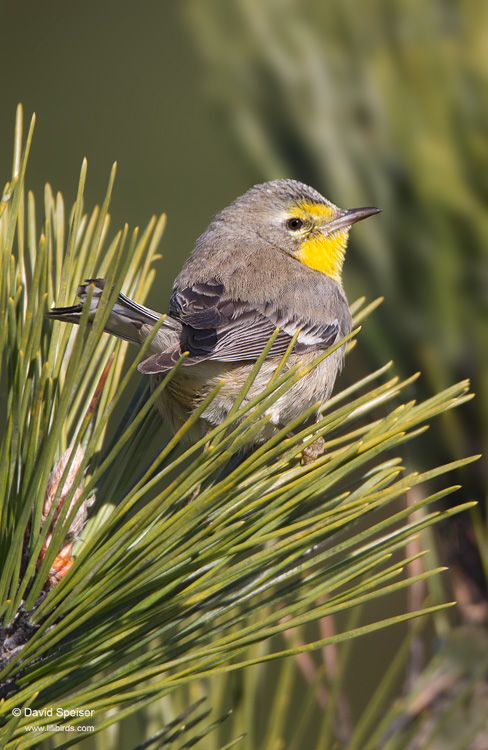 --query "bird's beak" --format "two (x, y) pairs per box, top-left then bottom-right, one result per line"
(325, 206), (382, 234)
